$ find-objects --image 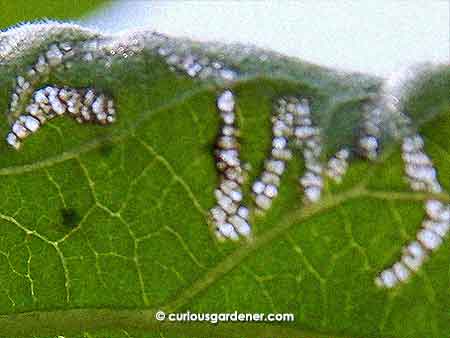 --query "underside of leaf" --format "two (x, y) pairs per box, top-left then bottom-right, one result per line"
(0, 22), (448, 338)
